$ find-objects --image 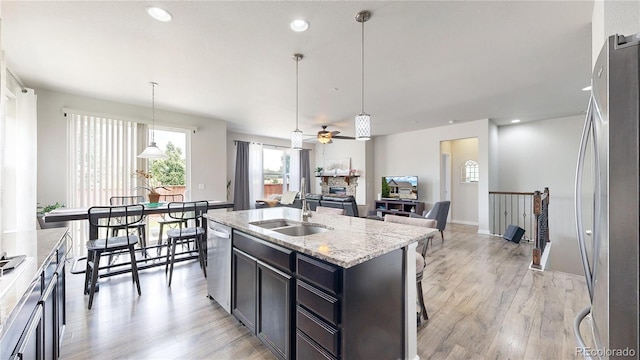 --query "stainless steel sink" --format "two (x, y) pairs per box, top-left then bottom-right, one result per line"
(250, 219), (330, 236)
(250, 219), (300, 229)
(272, 225), (329, 236)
